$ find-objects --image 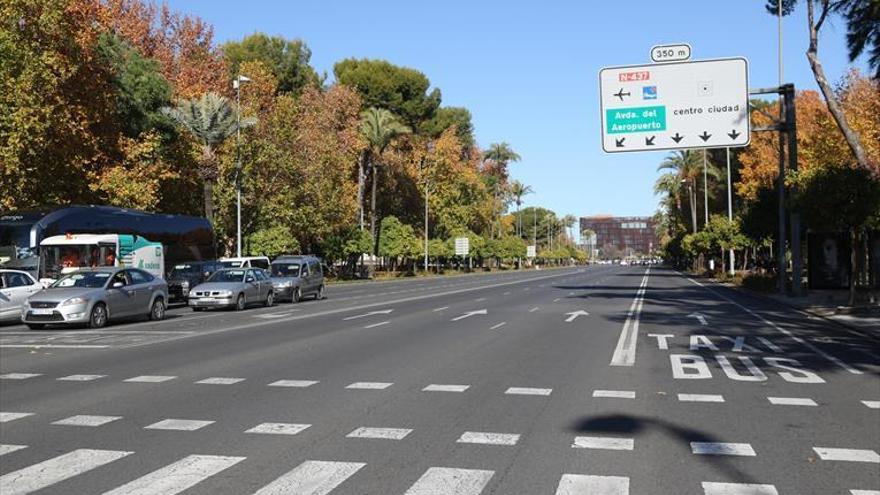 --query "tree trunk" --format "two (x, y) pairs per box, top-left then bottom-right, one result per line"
(689, 186), (698, 233)
(849, 228), (858, 307)
(357, 152), (366, 230)
(203, 180), (214, 224)
(370, 164), (379, 255)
